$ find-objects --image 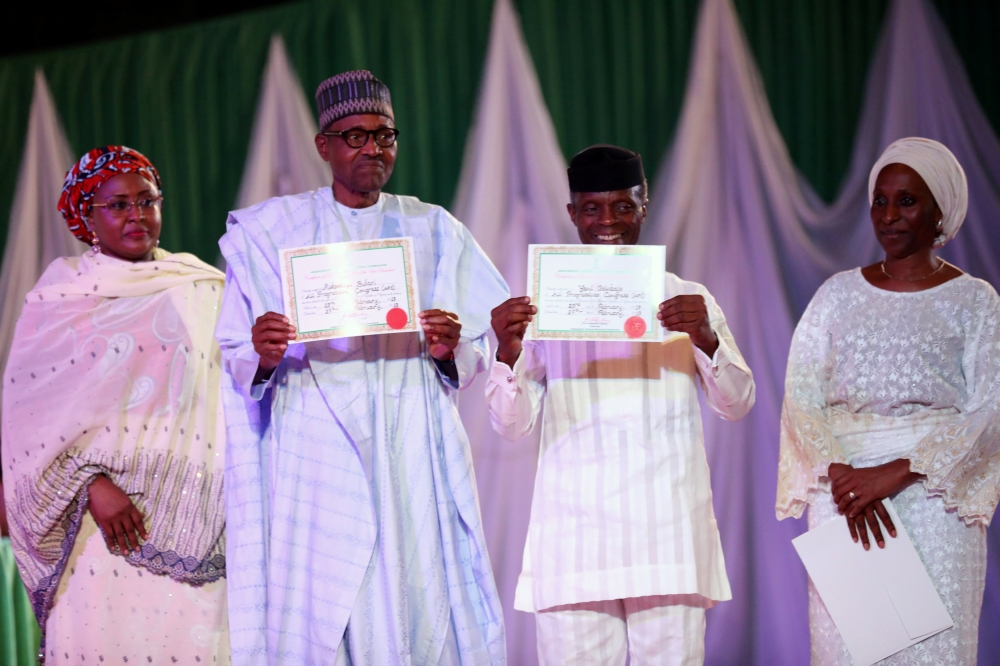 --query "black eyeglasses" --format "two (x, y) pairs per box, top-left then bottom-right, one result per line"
(322, 127), (400, 149)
